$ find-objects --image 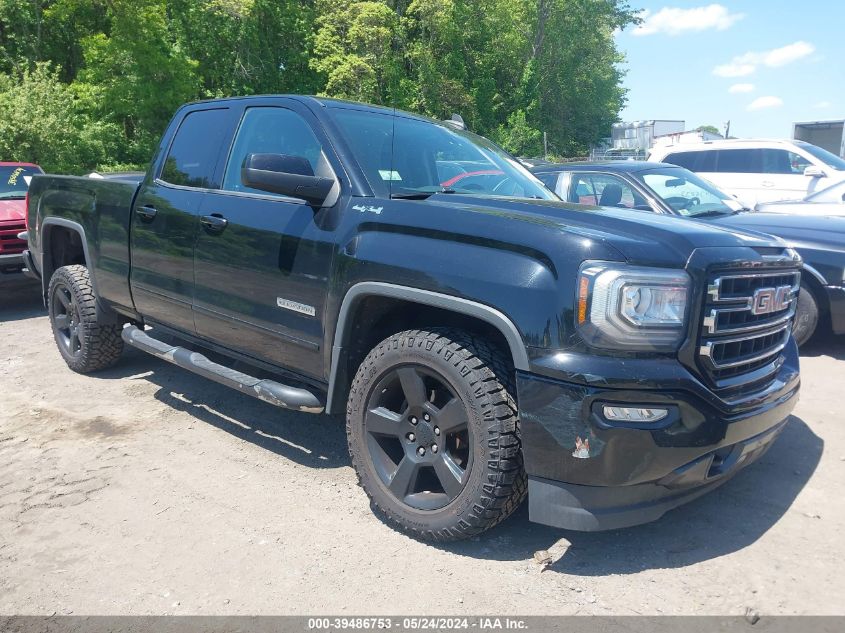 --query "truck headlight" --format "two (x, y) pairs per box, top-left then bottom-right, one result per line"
(577, 263), (690, 351)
